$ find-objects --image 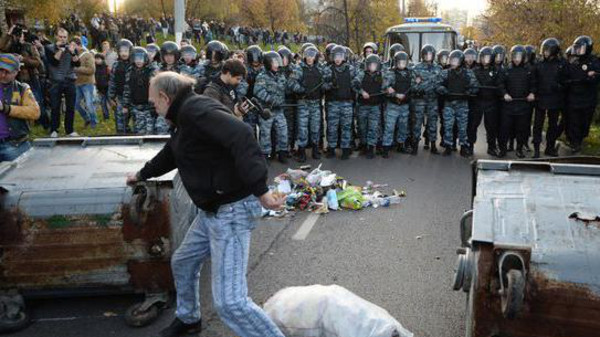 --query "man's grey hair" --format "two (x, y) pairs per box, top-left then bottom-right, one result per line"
(150, 71), (197, 101)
